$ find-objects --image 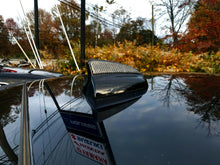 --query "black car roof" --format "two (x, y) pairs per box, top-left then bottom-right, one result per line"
(0, 74), (220, 165)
